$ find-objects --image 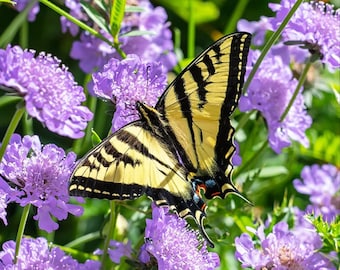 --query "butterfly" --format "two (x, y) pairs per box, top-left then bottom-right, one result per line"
(69, 32), (251, 247)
